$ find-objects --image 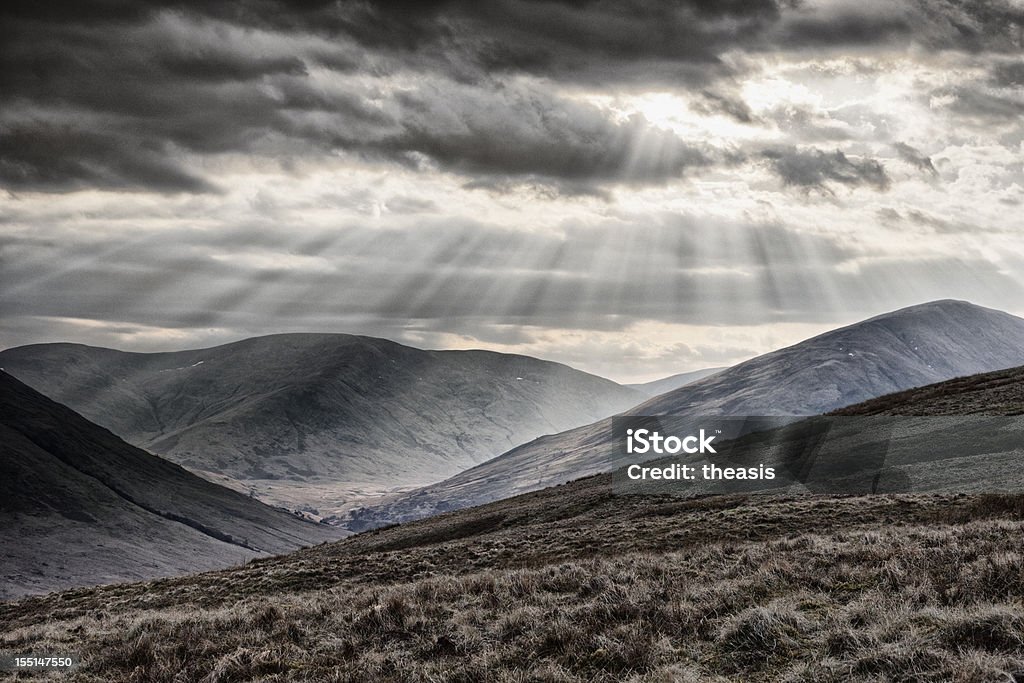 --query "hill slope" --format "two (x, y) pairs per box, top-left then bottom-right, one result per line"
(626, 366), (727, 396)
(11, 484), (1019, 680)
(831, 364), (1024, 416)
(5, 359), (1024, 678)
(348, 300), (1024, 529)
(635, 299), (1024, 416)
(0, 334), (642, 514)
(0, 371), (340, 600)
